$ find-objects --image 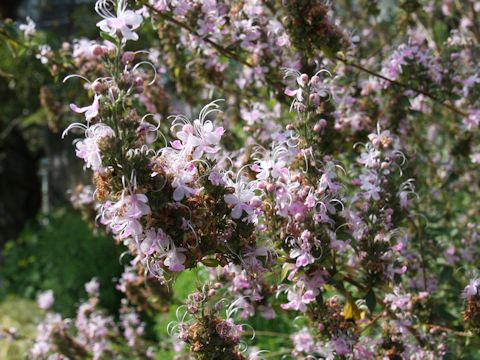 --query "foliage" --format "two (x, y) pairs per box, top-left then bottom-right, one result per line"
(0, 210), (125, 317)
